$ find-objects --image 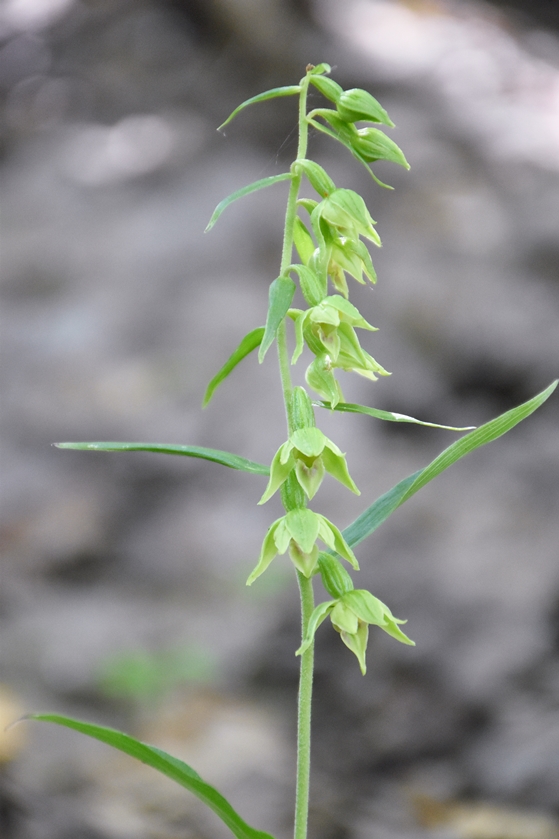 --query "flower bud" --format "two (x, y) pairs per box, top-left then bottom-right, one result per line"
(290, 386), (315, 430)
(318, 553), (354, 599)
(336, 88), (394, 127)
(292, 159), (336, 197)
